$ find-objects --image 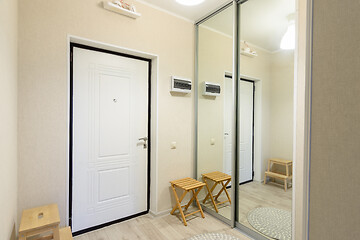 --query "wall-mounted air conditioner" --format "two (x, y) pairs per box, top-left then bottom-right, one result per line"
(202, 82), (221, 96)
(170, 76), (192, 93)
